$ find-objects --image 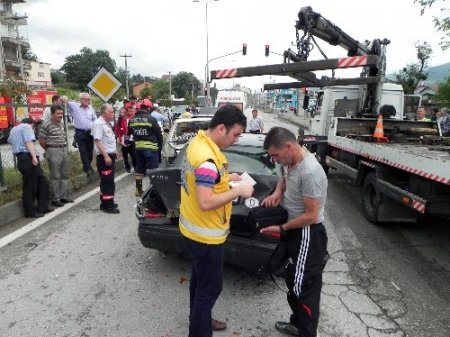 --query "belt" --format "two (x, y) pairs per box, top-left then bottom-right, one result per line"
(47, 144), (67, 148)
(14, 152), (29, 156)
(75, 128), (90, 132)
